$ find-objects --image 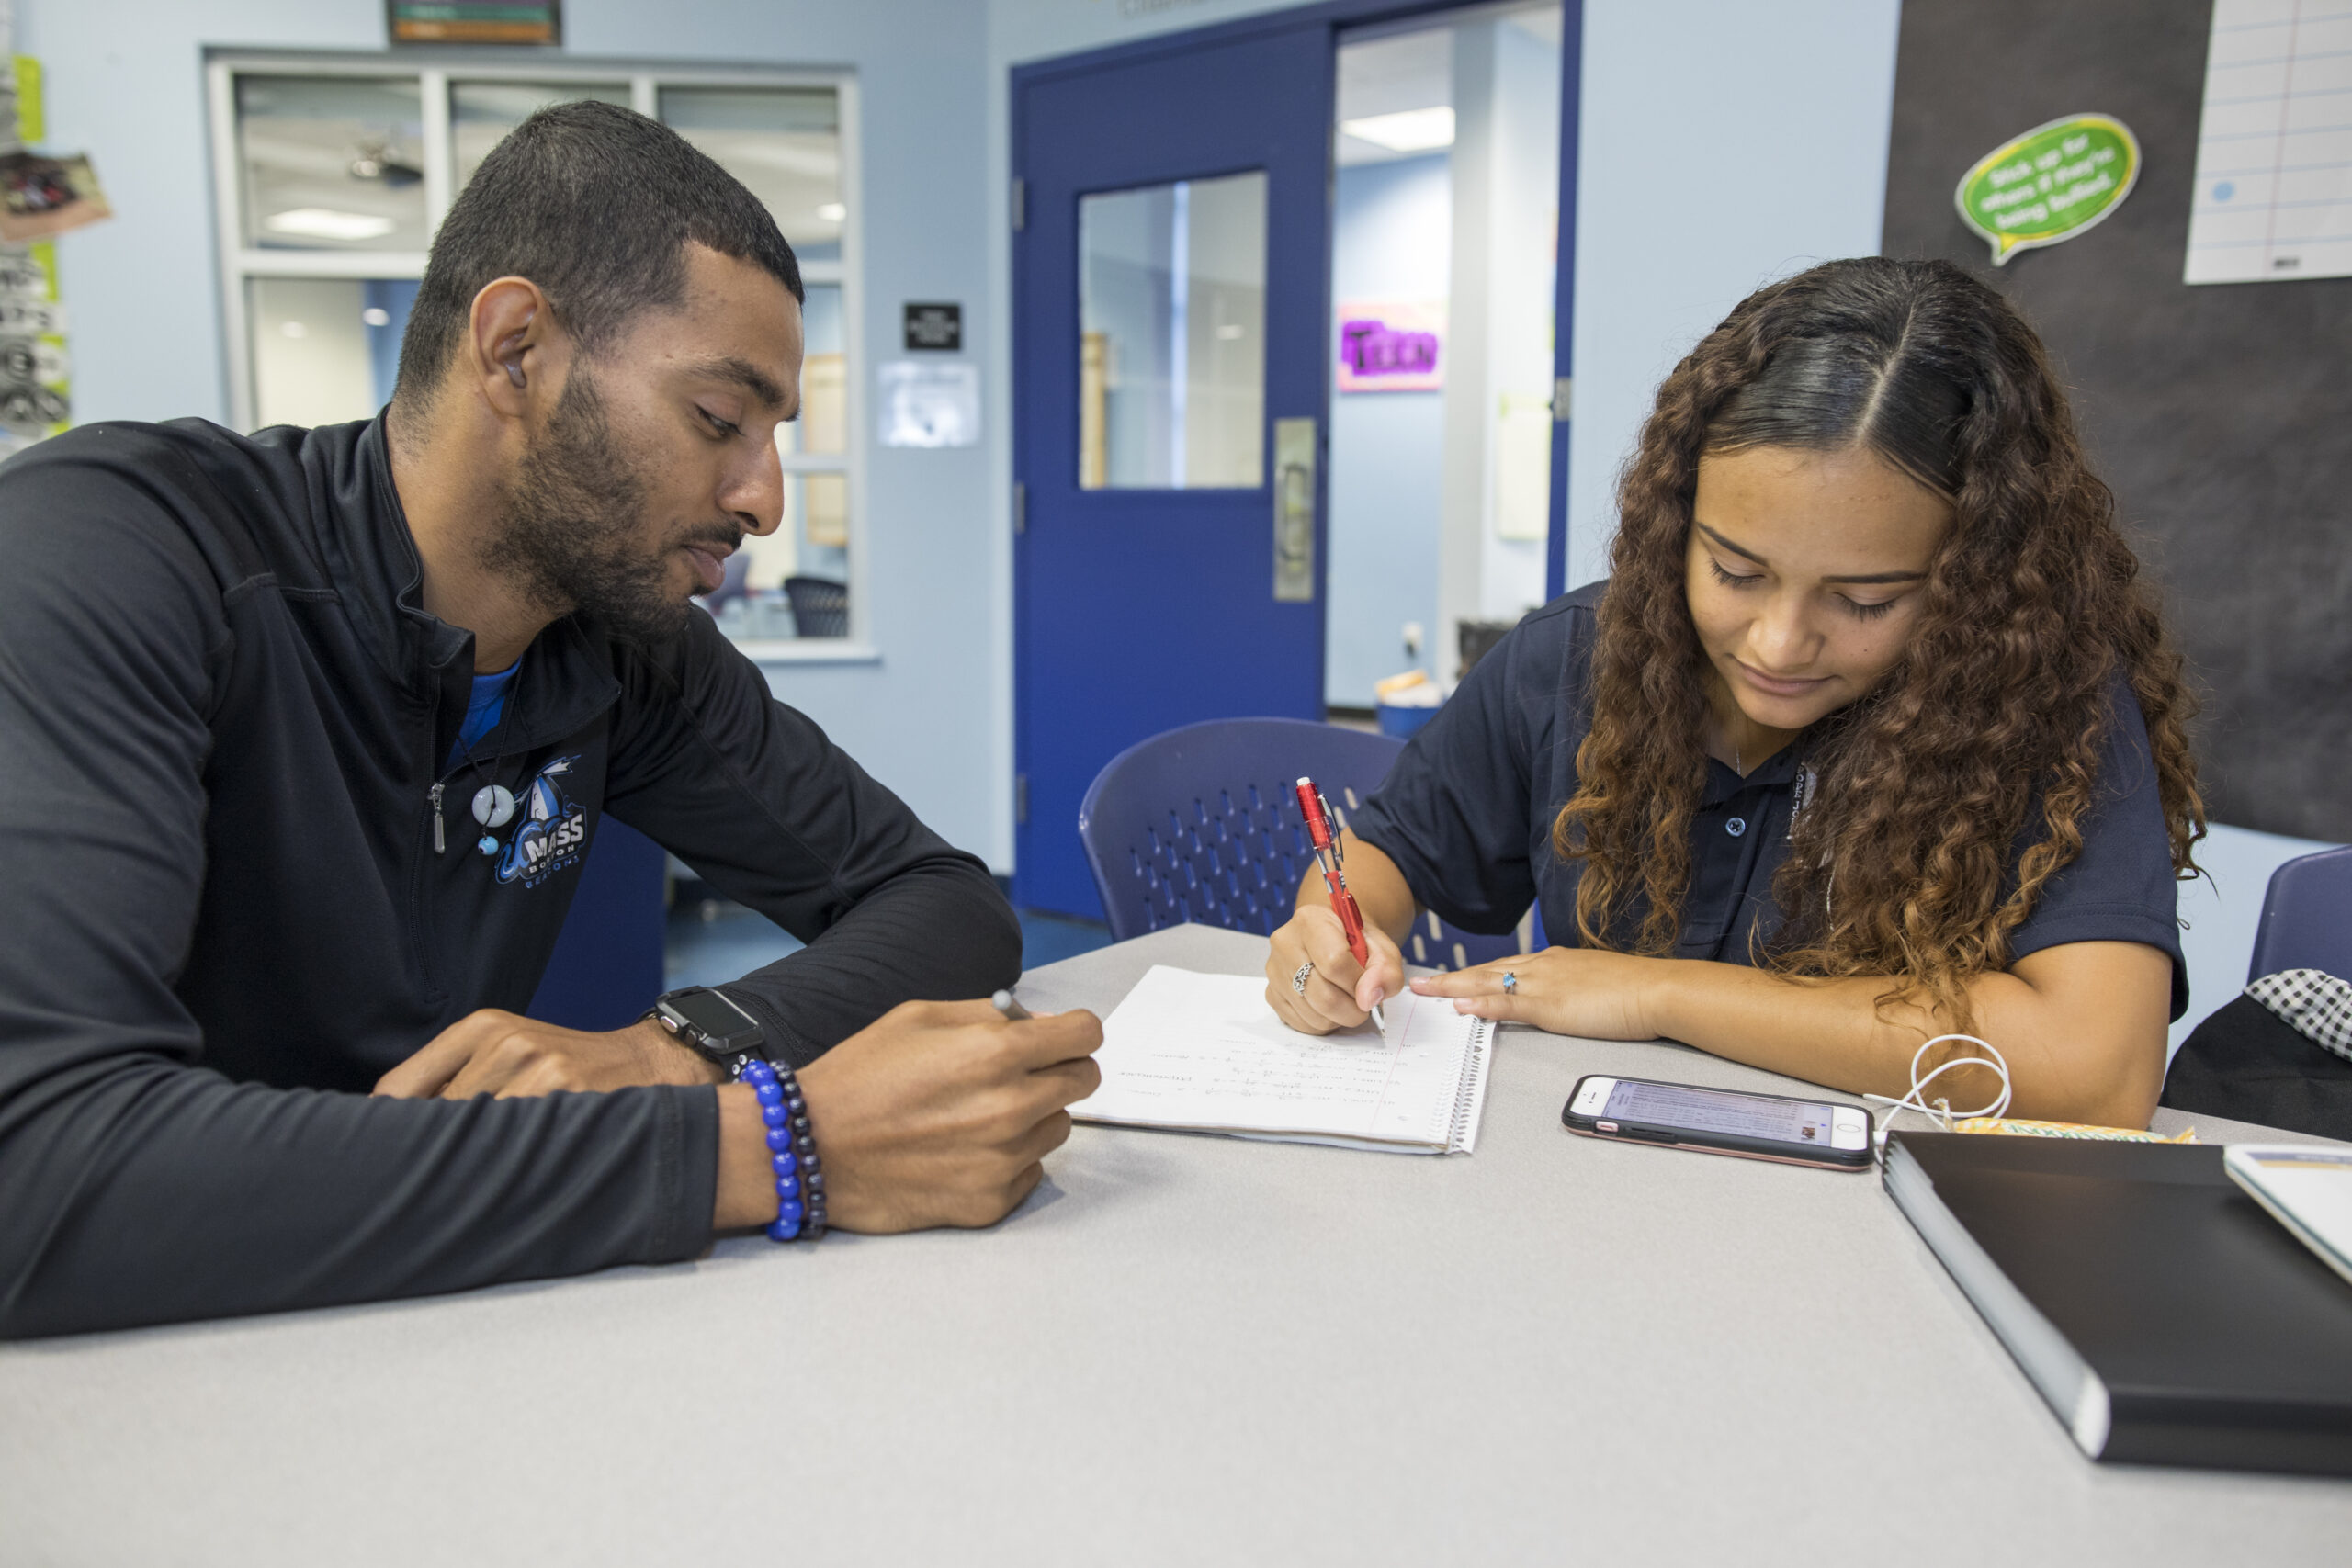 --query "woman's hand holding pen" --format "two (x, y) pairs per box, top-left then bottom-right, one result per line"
(1267, 904), (1407, 1035)
(1267, 829), (1416, 1035)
